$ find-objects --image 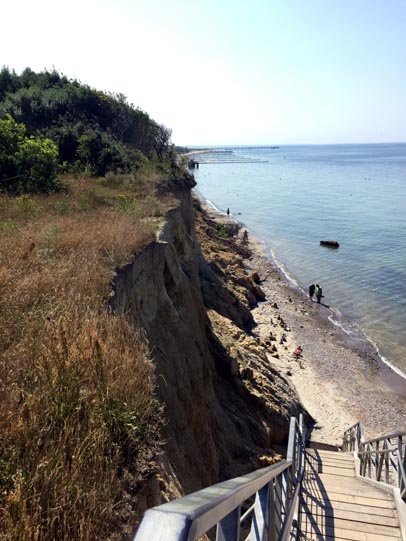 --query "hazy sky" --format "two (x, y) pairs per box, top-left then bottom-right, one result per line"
(2, 0), (405, 145)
